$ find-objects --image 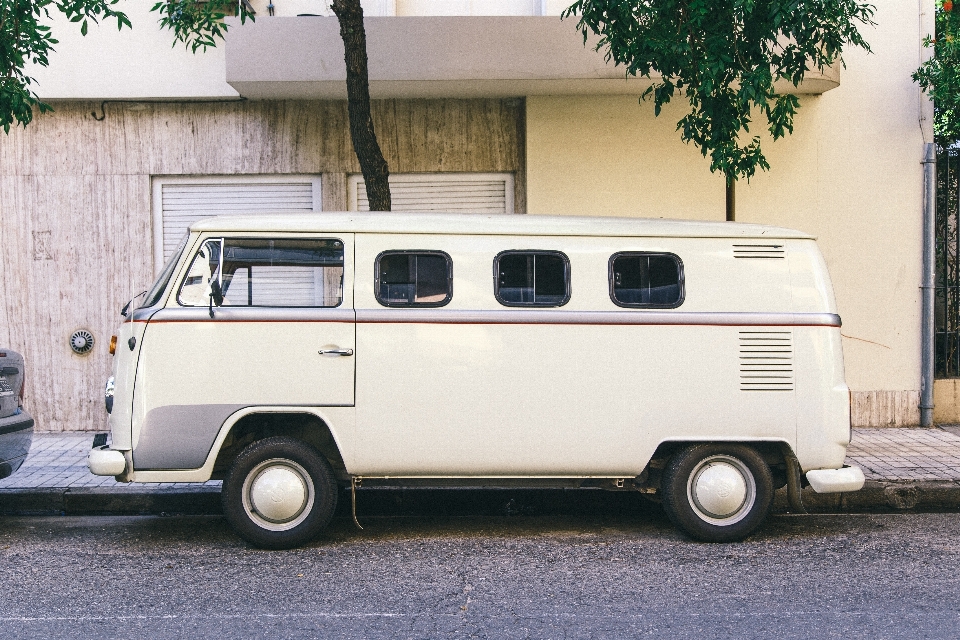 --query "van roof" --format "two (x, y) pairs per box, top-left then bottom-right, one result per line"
(189, 212), (815, 239)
